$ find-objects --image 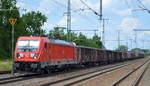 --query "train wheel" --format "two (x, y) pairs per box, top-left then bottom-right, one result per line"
(40, 69), (47, 74)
